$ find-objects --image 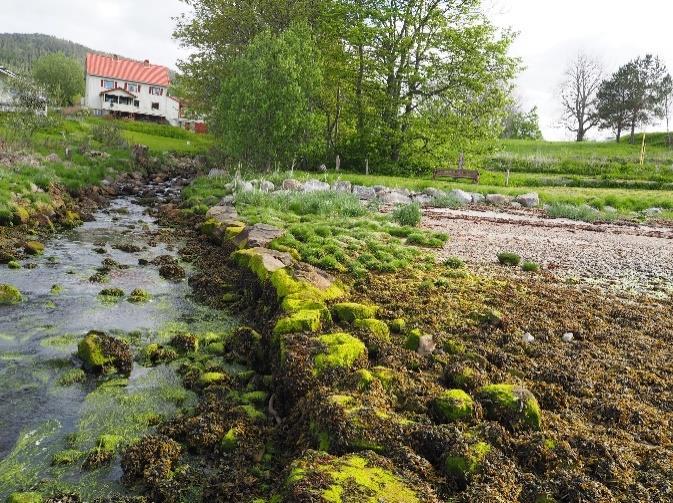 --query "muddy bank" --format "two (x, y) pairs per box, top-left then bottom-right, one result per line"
(424, 207), (673, 297)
